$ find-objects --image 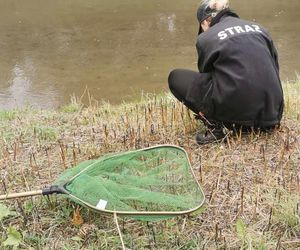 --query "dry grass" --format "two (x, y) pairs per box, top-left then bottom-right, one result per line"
(0, 82), (300, 249)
